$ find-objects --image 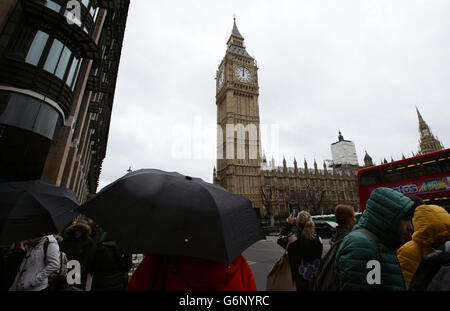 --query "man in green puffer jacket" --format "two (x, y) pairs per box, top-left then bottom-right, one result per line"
(334, 187), (414, 291)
